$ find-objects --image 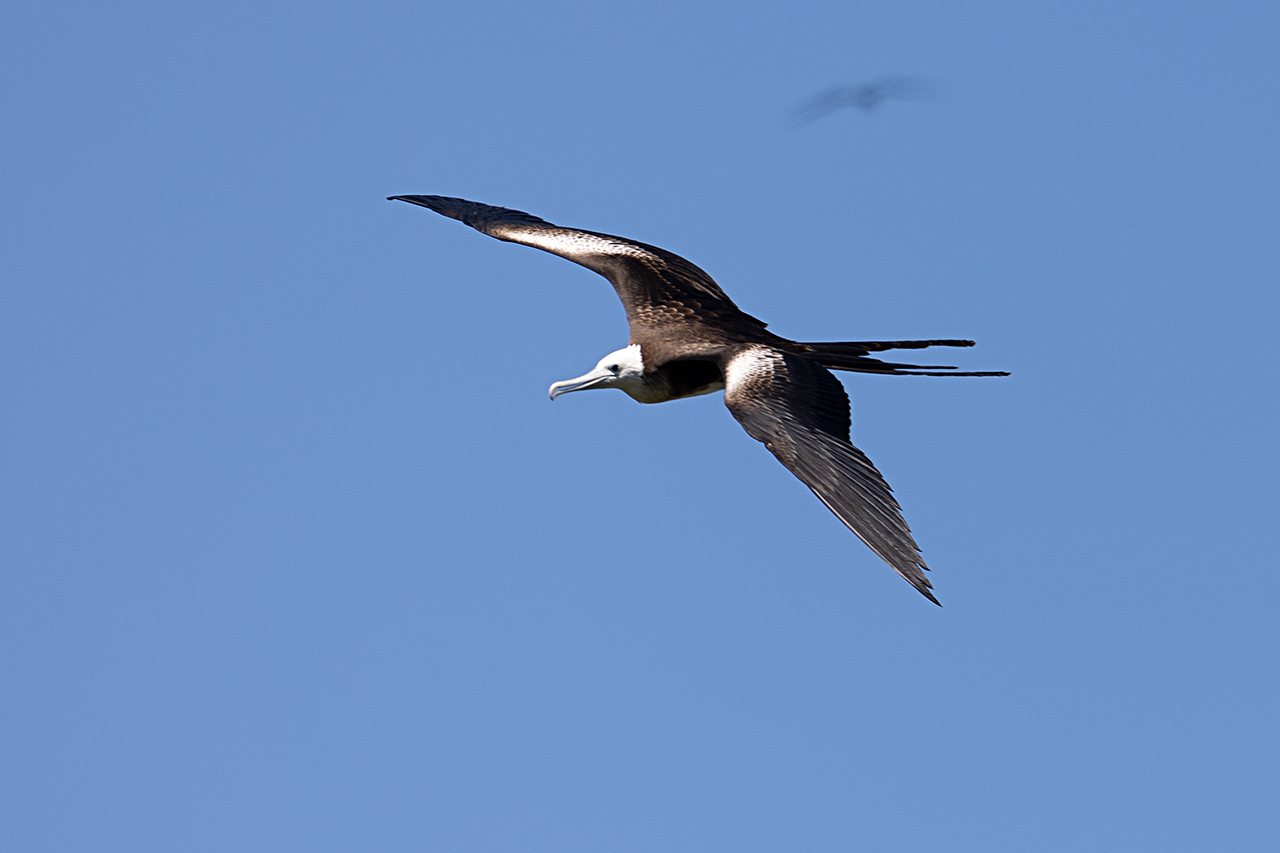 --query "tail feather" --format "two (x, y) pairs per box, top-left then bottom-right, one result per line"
(792, 340), (1009, 377)
(837, 338), (977, 352)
